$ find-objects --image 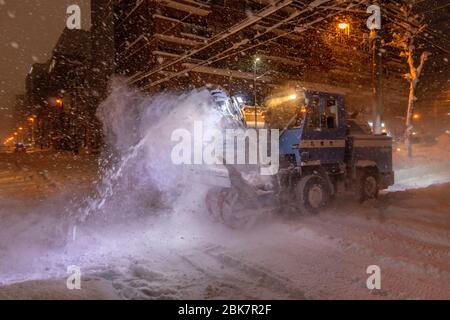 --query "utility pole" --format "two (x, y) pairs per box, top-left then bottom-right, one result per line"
(370, 2), (383, 135)
(253, 57), (261, 129)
